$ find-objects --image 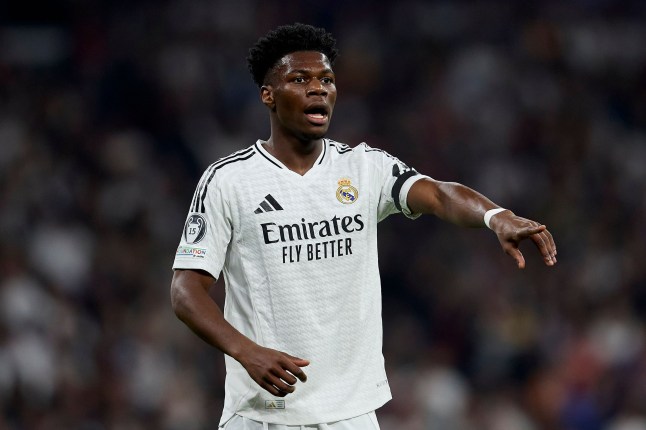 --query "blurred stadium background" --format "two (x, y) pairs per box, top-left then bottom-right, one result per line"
(1, 1), (645, 429)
